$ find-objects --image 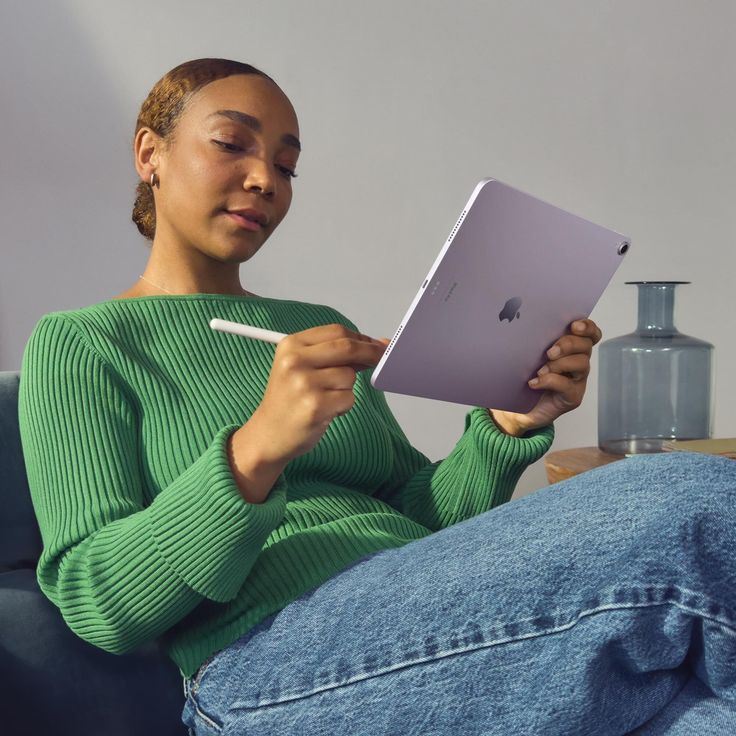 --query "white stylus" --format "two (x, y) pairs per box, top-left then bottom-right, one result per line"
(209, 318), (287, 344)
